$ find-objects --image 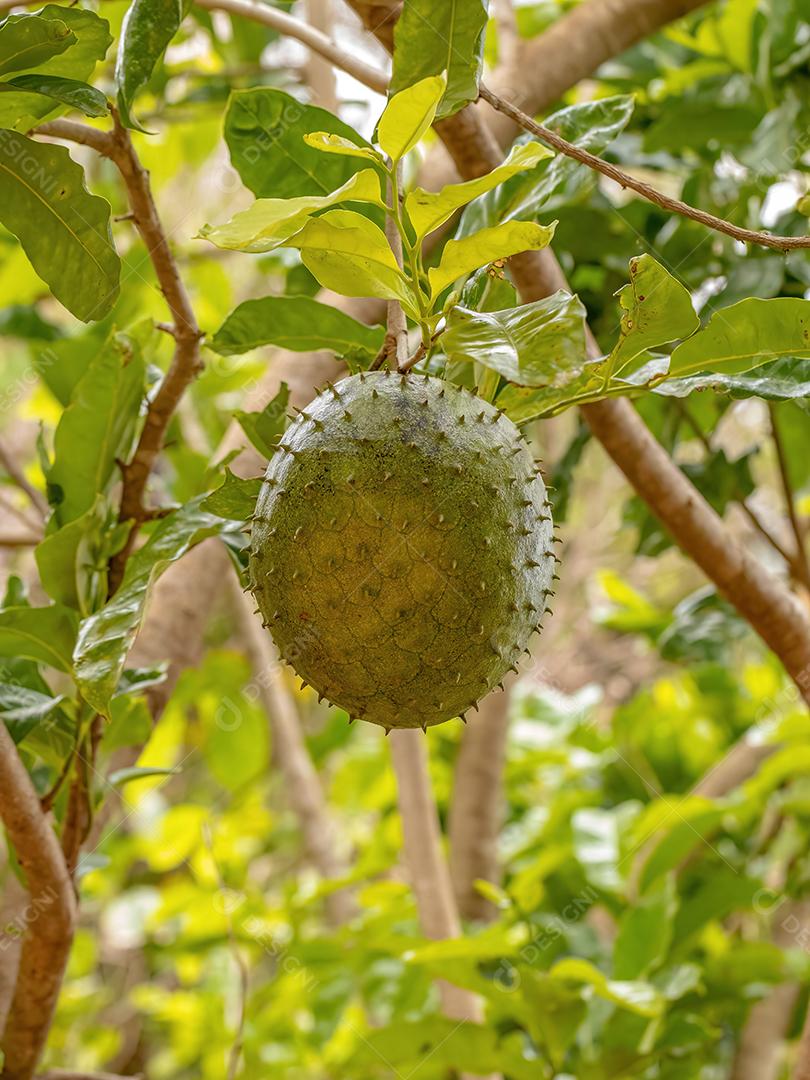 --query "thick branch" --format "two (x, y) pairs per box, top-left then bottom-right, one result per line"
(479, 84), (810, 253)
(0, 723), (76, 1080)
